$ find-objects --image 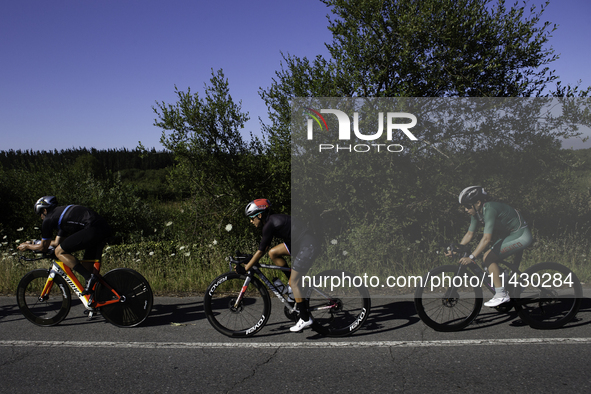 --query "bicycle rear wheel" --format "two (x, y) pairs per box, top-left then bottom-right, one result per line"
(96, 268), (153, 327)
(307, 269), (371, 337)
(516, 262), (582, 329)
(204, 272), (271, 338)
(414, 264), (483, 332)
(16, 269), (71, 326)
